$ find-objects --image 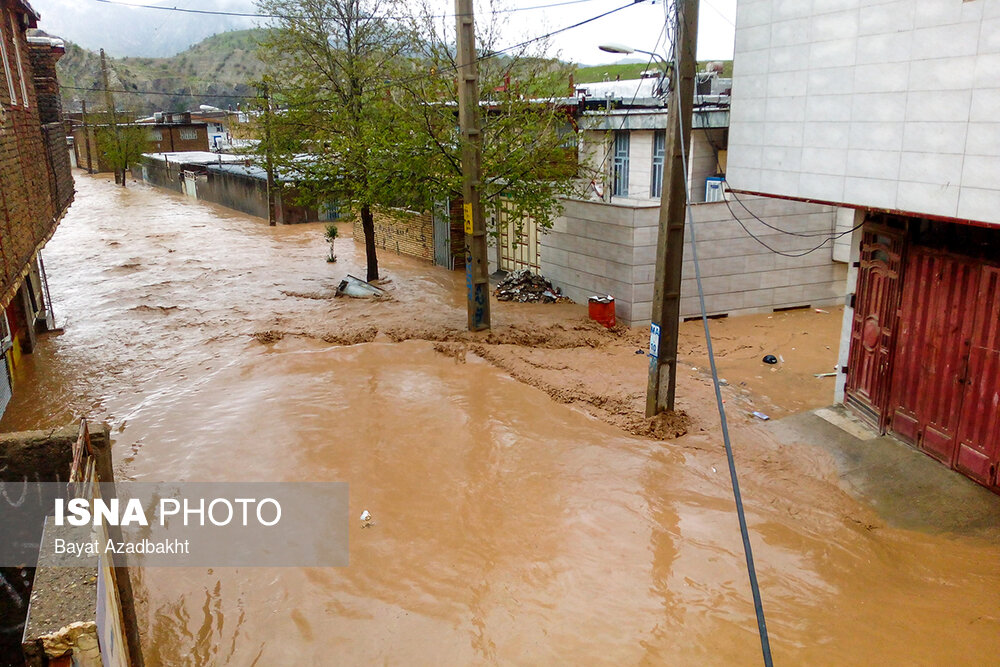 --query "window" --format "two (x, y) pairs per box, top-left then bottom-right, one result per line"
(179, 128), (199, 141)
(612, 131), (629, 197)
(650, 130), (666, 198)
(0, 11), (16, 106)
(9, 14), (27, 107)
(148, 129), (163, 141)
